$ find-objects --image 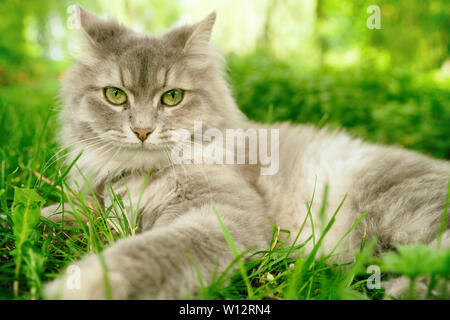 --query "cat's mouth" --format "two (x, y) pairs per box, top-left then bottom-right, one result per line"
(117, 140), (174, 152)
